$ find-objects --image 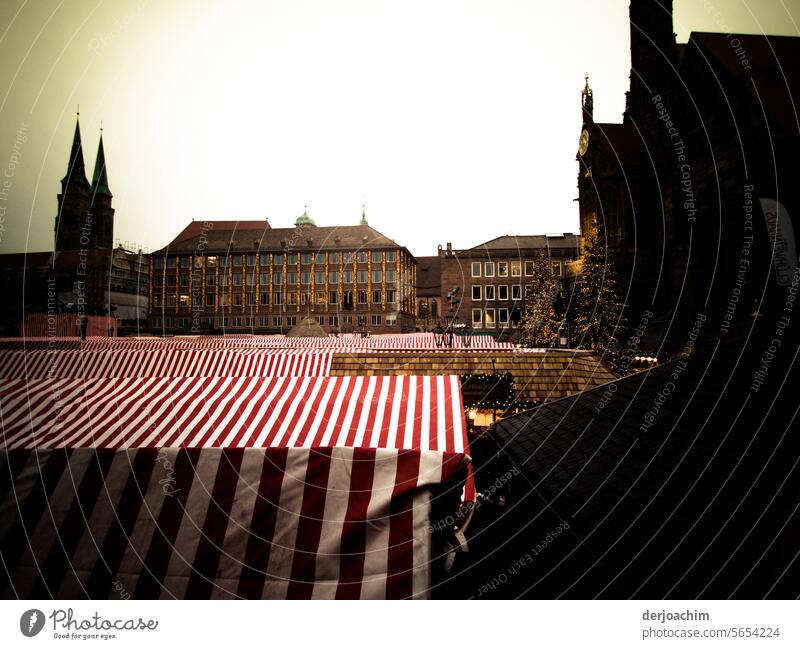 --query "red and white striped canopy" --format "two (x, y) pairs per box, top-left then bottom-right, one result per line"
(0, 349), (333, 379)
(0, 335), (476, 599)
(0, 375), (467, 452)
(0, 332), (512, 351)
